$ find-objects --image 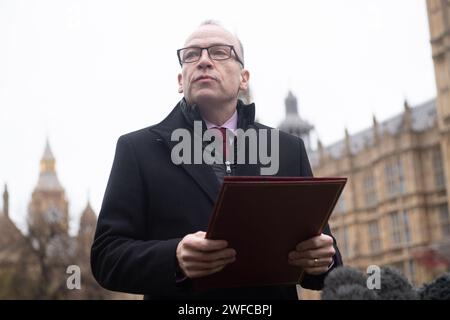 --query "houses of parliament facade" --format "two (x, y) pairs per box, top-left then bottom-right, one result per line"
(280, 0), (450, 298)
